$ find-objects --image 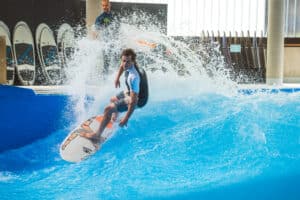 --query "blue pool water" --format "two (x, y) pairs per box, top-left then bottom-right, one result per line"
(0, 91), (300, 200)
(1, 17), (300, 199)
